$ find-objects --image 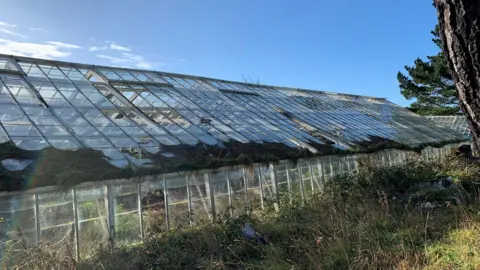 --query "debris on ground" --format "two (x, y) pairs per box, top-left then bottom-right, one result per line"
(242, 222), (268, 245)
